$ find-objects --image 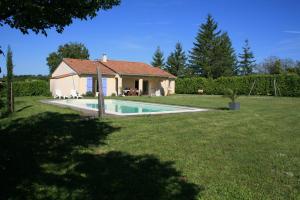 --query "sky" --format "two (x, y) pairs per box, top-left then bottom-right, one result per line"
(0, 0), (300, 75)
